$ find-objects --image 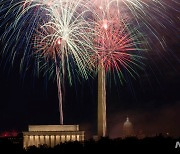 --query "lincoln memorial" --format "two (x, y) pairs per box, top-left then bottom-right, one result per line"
(23, 125), (85, 149)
